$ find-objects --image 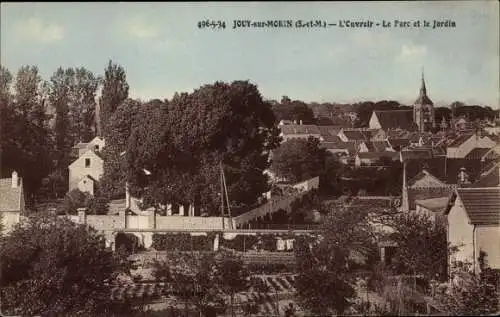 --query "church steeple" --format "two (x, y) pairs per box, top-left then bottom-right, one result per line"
(420, 69), (427, 96)
(413, 68), (435, 132)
